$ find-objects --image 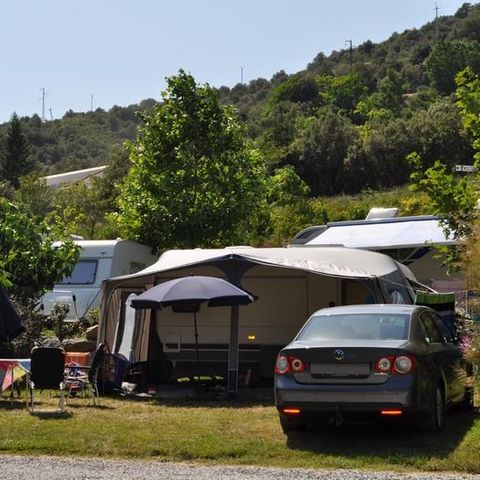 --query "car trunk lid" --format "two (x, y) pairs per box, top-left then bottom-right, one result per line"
(285, 340), (409, 385)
